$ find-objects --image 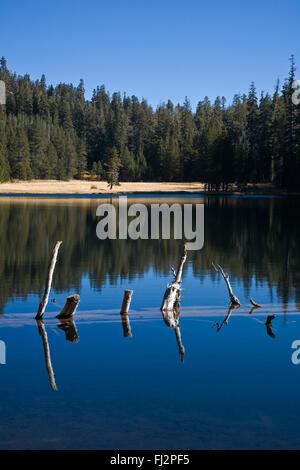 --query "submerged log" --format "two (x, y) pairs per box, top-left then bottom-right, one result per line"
(56, 294), (80, 319)
(36, 241), (62, 319)
(57, 319), (79, 343)
(36, 320), (58, 391)
(161, 247), (187, 312)
(120, 290), (133, 337)
(212, 263), (240, 306)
